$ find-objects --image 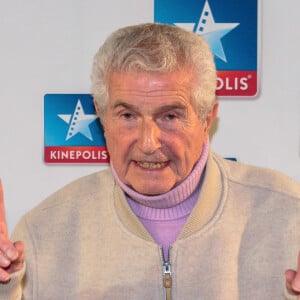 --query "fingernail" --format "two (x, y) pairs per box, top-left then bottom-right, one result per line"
(1, 273), (10, 282)
(292, 285), (300, 292)
(0, 255), (10, 267)
(292, 279), (300, 292)
(6, 248), (18, 260)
